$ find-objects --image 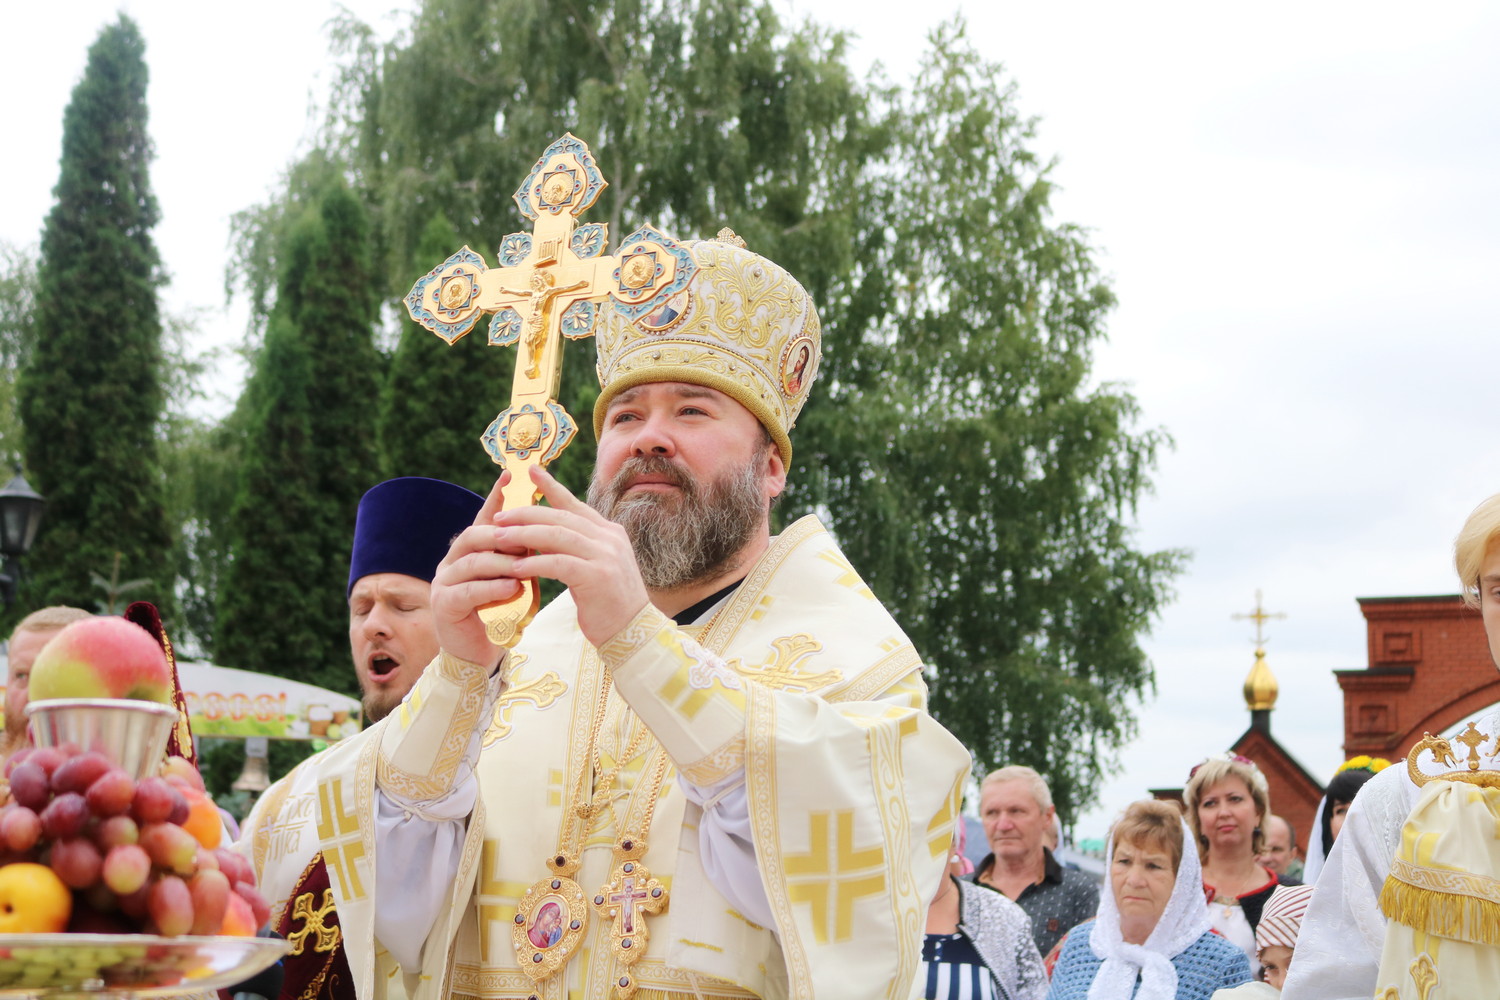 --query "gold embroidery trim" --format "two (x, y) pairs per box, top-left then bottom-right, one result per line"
(599, 604), (670, 666)
(378, 651), (493, 800)
(287, 887), (342, 956)
(678, 734), (746, 787)
(1388, 855), (1500, 906)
